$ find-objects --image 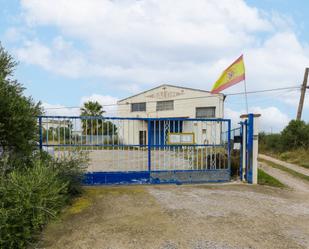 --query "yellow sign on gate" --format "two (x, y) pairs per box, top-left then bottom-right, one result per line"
(167, 132), (195, 145)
